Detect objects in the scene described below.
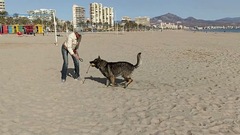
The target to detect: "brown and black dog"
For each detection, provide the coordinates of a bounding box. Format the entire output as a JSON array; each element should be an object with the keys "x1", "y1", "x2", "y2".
[{"x1": 89, "y1": 52, "x2": 141, "y2": 88}]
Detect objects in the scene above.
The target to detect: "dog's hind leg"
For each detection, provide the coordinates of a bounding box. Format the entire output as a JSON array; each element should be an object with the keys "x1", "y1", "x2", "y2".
[
  {"x1": 107, "y1": 64, "x2": 116, "y2": 87},
  {"x1": 124, "y1": 78, "x2": 133, "y2": 88}
]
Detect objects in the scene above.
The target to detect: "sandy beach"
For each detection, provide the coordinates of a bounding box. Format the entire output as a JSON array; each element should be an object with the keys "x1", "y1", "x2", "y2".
[{"x1": 1, "y1": 30, "x2": 240, "y2": 135}]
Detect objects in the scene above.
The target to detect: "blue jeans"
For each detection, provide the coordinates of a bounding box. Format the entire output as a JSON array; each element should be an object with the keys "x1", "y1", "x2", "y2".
[{"x1": 61, "y1": 45, "x2": 80, "y2": 80}]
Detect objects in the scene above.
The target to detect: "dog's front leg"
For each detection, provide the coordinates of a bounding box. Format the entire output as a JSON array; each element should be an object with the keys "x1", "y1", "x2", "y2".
[{"x1": 109, "y1": 76, "x2": 116, "y2": 87}]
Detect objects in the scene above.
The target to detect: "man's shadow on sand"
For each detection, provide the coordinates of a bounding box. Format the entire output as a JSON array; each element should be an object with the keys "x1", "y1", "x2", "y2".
[{"x1": 60, "y1": 68, "x2": 78, "y2": 78}]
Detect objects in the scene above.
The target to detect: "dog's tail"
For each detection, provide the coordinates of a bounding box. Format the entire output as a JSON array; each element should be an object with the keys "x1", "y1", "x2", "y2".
[{"x1": 134, "y1": 52, "x2": 142, "y2": 68}]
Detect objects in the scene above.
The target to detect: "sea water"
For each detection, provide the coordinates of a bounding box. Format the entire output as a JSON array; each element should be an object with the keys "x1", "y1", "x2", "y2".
[{"x1": 200, "y1": 28, "x2": 240, "y2": 33}]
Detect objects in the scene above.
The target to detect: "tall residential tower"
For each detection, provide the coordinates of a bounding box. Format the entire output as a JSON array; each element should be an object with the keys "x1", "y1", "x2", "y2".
[
  {"x1": 72, "y1": 4, "x2": 85, "y2": 29},
  {"x1": 0, "y1": 0, "x2": 5, "y2": 12},
  {"x1": 90, "y1": 2, "x2": 114, "y2": 27}
]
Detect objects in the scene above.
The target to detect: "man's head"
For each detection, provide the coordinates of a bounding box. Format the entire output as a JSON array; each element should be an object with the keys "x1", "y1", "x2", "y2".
[
  {"x1": 75, "y1": 32, "x2": 81, "y2": 39},
  {"x1": 74, "y1": 27, "x2": 83, "y2": 35},
  {"x1": 74, "y1": 27, "x2": 83, "y2": 41}
]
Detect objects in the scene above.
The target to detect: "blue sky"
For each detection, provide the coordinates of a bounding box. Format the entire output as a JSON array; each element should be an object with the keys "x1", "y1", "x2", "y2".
[{"x1": 5, "y1": 0, "x2": 240, "y2": 21}]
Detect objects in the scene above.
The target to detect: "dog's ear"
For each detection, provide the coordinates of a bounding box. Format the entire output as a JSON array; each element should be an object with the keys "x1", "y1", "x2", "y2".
[{"x1": 98, "y1": 56, "x2": 101, "y2": 59}]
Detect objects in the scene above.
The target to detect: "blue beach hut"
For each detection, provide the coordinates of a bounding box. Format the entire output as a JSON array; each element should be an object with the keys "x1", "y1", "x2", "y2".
[
  {"x1": 8, "y1": 25, "x2": 13, "y2": 34},
  {"x1": 0, "y1": 25, "x2": 2, "y2": 34}
]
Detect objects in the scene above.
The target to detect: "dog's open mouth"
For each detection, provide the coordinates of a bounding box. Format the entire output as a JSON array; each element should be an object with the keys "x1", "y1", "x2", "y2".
[{"x1": 90, "y1": 63, "x2": 96, "y2": 67}]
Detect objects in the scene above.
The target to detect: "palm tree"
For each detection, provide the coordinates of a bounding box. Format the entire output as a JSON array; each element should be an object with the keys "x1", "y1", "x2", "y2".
[
  {"x1": 122, "y1": 21, "x2": 138, "y2": 31},
  {"x1": 32, "y1": 18, "x2": 42, "y2": 24},
  {"x1": 0, "y1": 11, "x2": 8, "y2": 24},
  {"x1": 13, "y1": 13, "x2": 19, "y2": 18},
  {"x1": 65, "y1": 21, "x2": 72, "y2": 31},
  {"x1": 49, "y1": 16, "x2": 58, "y2": 31},
  {"x1": 6, "y1": 17, "x2": 14, "y2": 25},
  {"x1": 98, "y1": 22, "x2": 103, "y2": 30},
  {"x1": 15, "y1": 17, "x2": 30, "y2": 25},
  {"x1": 103, "y1": 22, "x2": 109, "y2": 31},
  {"x1": 138, "y1": 24, "x2": 143, "y2": 31},
  {"x1": 78, "y1": 21, "x2": 85, "y2": 31},
  {"x1": 0, "y1": 11, "x2": 8, "y2": 16},
  {"x1": 86, "y1": 20, "x2": 90, "y2": 28}
]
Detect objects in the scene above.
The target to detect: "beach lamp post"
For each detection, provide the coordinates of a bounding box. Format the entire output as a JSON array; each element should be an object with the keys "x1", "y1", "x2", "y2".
[
  {"x1": 53, "y1": 12, "x2": 58, "y2": 46},
  {"x1": 158, "y1": 20, "x2": 163, "y2": 31},
  {"x1": 114, "y1": 10, "x2": 118, "y2": 35},
  {"x1": 66, "y1": 23, "x2": 69, "y2": 33},
  {"x1": 121, "y1": 22, "x2": 126, "y2": 33}
]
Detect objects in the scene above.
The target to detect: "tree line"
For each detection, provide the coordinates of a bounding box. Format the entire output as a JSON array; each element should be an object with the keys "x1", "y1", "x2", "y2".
[
  {"x1": 0, "y1": 11, "x2": 73, "y2": 32},
  {"x1": 1, "y1": 11, "x2": 152, "y2": 32}
]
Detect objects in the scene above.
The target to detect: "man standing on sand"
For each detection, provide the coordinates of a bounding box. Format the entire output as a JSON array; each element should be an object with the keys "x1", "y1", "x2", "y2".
[{"x1": 61, "y1": 27, "x2": 83, "y2": 83}]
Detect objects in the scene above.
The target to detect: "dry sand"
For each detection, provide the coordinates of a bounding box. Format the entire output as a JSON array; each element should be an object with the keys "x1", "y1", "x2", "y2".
[{"x1": 0, "y1": 30, "x2": 240, "y2": 135}]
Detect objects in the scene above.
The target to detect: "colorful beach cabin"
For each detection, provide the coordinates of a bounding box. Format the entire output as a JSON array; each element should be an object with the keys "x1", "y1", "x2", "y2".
[
  {"x1": 18, "y1": 25, "x2": 24, "y2": 33},
  {"x1": 24, "y1": 25, "x2": 34, "y2": 34},
  {"x1": 8, "y1": 25, "x2": 14, "y2": 34},
  {"x1": 35, "y1": 24, "x2": 44, "y2": 34},
  {"x1": 0, "y1": 25, "x2": 2, "y2": 34},
  {"x1": 2, "y1": 25, "x2": 8, "y2": 34},
  {"x1": 13, "y1": 25, "x2": 19, "y2": 33}
]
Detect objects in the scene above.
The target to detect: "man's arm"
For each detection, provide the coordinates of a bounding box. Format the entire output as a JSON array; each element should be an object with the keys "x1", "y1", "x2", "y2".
[
  {"x1": 66, "y1": 33, "x2": 81, "y2": 60},
  {"x1": 74, "y1": 33, "x2": 82, "y2": 50}
]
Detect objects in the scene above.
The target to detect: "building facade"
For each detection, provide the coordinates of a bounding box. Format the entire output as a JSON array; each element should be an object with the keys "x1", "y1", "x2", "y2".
[
  {"x1": 90, "y1": 2, "x2": 114, "y2": 27},
  {"x1": 135, "y1": 16, "x2": 150, "y2": 26},
  {"x1": 27, "y1": 9, "x2": 56, "y2": 21},
  {"x1": 102, "y1": 7, "x2": 114, "y2": 27},
  {"x1": 72, "y1": 4, "x2": 85, "y2": 29},
  {"x1": 90, "y1": 2, "x2": 103, "y2": 26},
  {"x1": 0, "y1": 0, "x2": 5, "y2": 12},
  {"x1": 159, "y1": 21, "x2": 179, "y2": 29},
  {"x1": 122, "y1": 16, "x2": 132, "y2": 22}
]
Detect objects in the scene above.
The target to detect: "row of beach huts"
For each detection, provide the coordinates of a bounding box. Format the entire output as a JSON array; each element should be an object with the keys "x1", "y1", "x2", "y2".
[{"x1": 0, "y1": 24, "x2": 44, "y2": 34}]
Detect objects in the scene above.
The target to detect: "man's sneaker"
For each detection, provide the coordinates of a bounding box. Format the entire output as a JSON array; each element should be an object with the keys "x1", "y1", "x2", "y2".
[
  {"x1": 75, "y1": 76, "x2": 81, "y2": 80},
  {"x1": 61, "y1": 79, "x2": 66, "y2": 83}
]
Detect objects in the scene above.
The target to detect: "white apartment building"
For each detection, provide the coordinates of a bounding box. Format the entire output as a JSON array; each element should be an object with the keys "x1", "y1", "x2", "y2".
[
  {"x1": 103, "y1": 7, "x2": 114, "y2": 27},
  {"x1": 72, "y1": 4, "x2": 85, "y2": 29},
  {"x1": 122, "y1": 16, "x2": 132, "y2": 22},
  {"x1": 160, "y1": 22, "x2": 178, "y2": 29},
  {"x1": 0, "y1": 0, "x2": 5, "y2": 12},
  {"x1": 90, "y1": 3, "x2": 103, "y2": 25},
  {"x1": 135, "y1": 16, "x2": 150, "y2": 26},
  {"x1": 27, "y1": 9, "x2": 56, "y2": 21},
  {"x1": 90, "y1": 2, "x2": 114, "y2": 27}
]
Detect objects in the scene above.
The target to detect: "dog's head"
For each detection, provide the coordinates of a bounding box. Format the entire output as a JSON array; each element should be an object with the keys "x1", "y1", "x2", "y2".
[{"x1": 89, "y1": 56, "x2": 102, "y2": 69}]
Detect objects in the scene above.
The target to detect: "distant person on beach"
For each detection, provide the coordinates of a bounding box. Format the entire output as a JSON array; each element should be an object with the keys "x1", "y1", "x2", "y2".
[
  {"x1": 33, "y1": 28, "x2": 37, "y2": 36},
  {"x1": 61, "y1": 27, "x2": 83, "y2": 83}
]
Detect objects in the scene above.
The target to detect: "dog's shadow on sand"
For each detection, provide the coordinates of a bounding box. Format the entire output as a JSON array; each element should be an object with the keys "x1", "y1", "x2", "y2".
[{"x1": 84, "y1": 76, "x2": 125, "y2": 85}]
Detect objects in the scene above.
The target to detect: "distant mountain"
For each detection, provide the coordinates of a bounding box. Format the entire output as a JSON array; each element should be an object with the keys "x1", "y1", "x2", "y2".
[
  {"x1": 216, "y1": 17, "x2": 240, "y2": 23},
  {"x1": 215, "y1": 17, "x2": 240, "y2": 26},
  {"x1": 150, "y1": 13, "x2": 240, "y2": 27},
  {"x1": 151, "y1": 13, "x2": 182, "y2": 23}
]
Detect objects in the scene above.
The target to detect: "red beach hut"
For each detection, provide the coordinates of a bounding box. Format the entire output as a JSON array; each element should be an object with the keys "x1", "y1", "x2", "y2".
[
  {"x1": 2, "y1": 25, "x2": 8, "y2": 34},
  {"x1": 24, "y1": 25, "x2": 34, "y2": 34}
]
